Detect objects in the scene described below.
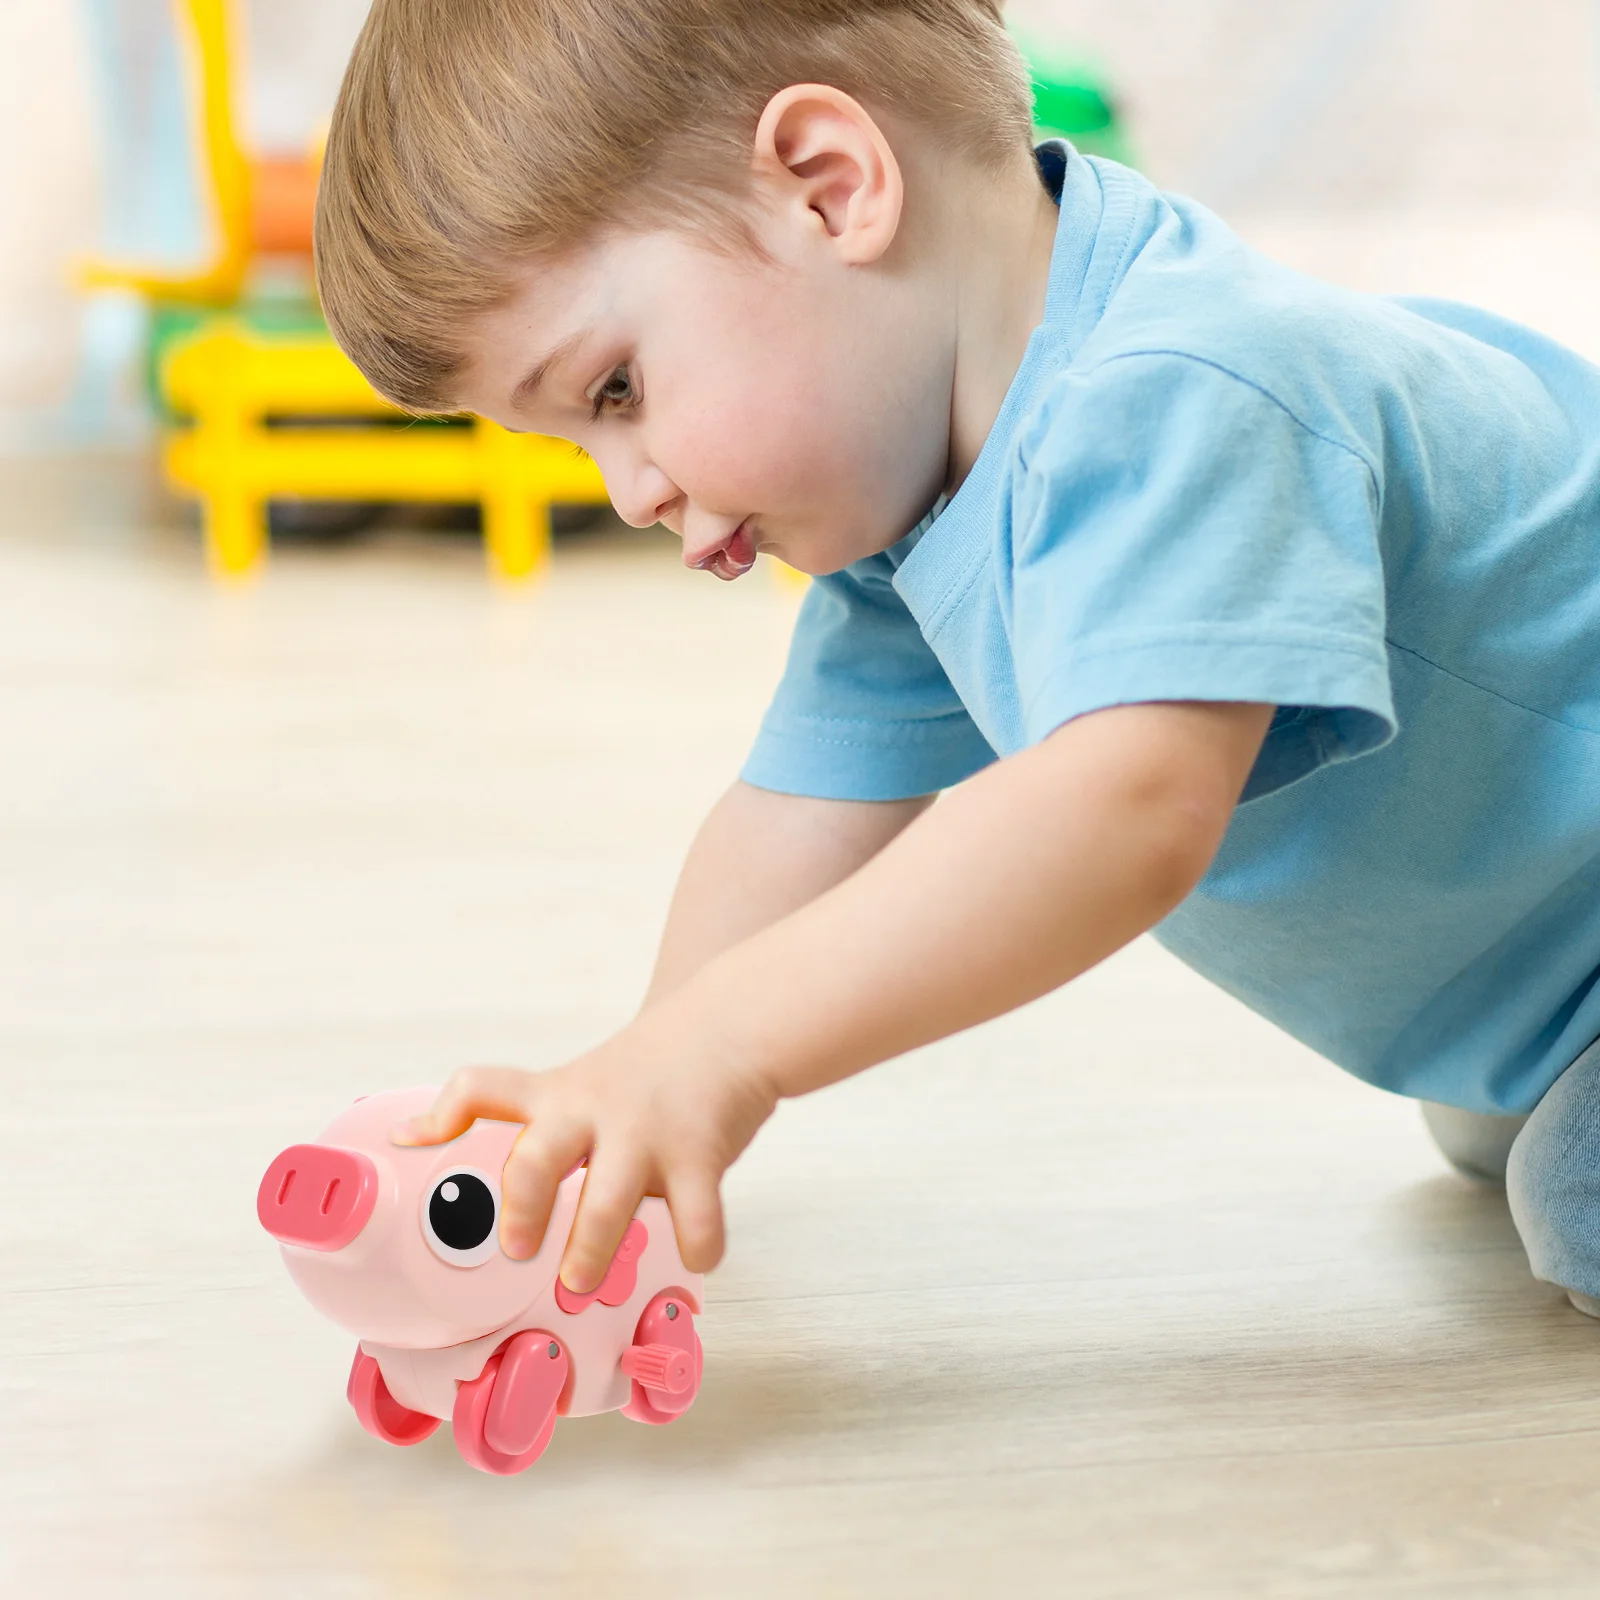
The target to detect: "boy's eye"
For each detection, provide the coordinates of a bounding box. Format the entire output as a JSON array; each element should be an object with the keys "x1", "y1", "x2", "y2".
[{"x1": 590, "y1": 366, "x2": 637, "y2": 419}]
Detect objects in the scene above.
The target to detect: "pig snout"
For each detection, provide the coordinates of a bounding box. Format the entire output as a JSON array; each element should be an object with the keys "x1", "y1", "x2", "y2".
[{"x1": 258, "y1": 1144, "x2": 379, "y2": 1251}]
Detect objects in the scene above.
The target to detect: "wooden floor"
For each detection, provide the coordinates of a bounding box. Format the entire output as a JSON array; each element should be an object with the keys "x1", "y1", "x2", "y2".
[{"x1": 5, "y1": 458, "x2": 1600, "y2": 1599}]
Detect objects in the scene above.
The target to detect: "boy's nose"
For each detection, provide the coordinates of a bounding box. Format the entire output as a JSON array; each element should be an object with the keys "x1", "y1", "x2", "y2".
[
  {"x1": 603, "y1": 458, "x2": 681, "y2": 531},
  {"x1": 621, "y1": 489, "x2": 682, "y2": 532}
]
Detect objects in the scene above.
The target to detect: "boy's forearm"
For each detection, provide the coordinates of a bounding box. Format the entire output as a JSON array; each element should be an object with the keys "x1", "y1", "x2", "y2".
[
  {"x1": 660, "y1": 702, "x2": 1273, "y2": 1099},
  {"x1": 642, "y1": 779, "x2": 935, "y2": 1005},
  {"x1": 399, "y1": 703, "x2": 1272, "y2": 1290}
]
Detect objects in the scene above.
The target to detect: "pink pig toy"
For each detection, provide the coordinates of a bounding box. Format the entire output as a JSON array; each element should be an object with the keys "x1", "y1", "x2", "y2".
[{"x1": 257, "y1": 1087, "x2": 705, "y2": 1475}]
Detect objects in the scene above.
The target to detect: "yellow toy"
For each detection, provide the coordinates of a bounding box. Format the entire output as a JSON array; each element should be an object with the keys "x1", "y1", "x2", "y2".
[
  {"x1": 162, "y1": 326, "x2": 603, "y2": 578},
  {"x1": 83, "y1": 0, "x2": 607, "y2": 580}
]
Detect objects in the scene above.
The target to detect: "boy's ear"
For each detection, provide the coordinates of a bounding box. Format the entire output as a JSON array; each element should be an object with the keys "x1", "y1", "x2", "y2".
[{"x1": 752, "y1": 85, "x2": 905, "y2": 265}]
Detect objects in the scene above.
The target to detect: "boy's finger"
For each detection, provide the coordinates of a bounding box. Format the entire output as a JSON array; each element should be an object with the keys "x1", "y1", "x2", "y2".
[
  {"x1": 559, "y1": 1156, "x2": 647, "y2": 1295},
  {"x1": 664, "y1": 1167, "x2": 726, "y2": 1274},
  {"x1": 391, "y1": 1066, "x2": 539, "y2": 1146},
  {"x1": 498, "y1": 1120, "x2": 590, "y2": 1261}
]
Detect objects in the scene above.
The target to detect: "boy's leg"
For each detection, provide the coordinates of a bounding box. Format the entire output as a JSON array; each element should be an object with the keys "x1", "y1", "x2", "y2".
[
  {"x1": 1506, "y1": 1038, "x2": 1600, "y2": 1315},
  {"x1": 1420, "y1": 1101, "x2": 1529, "y2": 1183}
]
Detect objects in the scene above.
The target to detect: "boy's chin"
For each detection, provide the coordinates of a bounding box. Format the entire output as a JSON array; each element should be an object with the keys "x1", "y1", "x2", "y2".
[
  {"x1": 763, "y1": 515, "x2": 915, "y2": 578},
  {"x1": 806, "y1": 541, "x2": 909, "y2": 578}
]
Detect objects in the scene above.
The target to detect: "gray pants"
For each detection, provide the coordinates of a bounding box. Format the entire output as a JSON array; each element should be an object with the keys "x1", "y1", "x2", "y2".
[{"x1": 1424, "y1": 1037, "x2": 1600, "y2": 1313}]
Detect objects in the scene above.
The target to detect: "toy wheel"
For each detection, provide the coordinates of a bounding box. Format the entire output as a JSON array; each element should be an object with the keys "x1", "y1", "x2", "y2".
[
  {"x1": 452, "y1": 1330, "x2": 569, "y2": 1476},
  {"x1": 346, "y1": 1348, "x2": 441, "y2": 1447},
  {"x1": 620, "y1": 1289, "x2": 703, "y2": 1426}
]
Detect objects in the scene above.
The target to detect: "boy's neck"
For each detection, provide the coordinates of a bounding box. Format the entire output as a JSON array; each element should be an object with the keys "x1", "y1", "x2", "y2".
[{"x1": 940, "y1": 151, "x2": 1061, "y2": 491}]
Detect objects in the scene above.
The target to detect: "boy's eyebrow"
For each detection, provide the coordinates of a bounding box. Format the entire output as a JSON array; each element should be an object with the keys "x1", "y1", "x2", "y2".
[{"x1": 511, "y1": 330, "x2": 588, "y2": 409}]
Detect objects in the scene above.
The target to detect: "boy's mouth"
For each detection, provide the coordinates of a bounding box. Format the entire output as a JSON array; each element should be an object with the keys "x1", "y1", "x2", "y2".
[{"x1": 687, "y1": 520, "x2": 758, "y2": 582}]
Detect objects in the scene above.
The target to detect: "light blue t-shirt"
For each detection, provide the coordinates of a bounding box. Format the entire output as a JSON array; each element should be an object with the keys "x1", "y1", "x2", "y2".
[{"x1": 741, "y1": 145, "x2": 1600, "y2": 1116}]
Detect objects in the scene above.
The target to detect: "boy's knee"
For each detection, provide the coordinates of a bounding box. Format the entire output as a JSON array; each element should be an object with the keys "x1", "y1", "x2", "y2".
[{"x1": 1506, "y1": 1040, "x2": 1600, "y2": 1299}]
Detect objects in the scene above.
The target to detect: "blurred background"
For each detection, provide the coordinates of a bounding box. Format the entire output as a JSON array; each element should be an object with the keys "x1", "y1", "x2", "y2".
[
  {"x1": 7, "y1": 0, "x2": 1600, "y2": 482},
  {"x1": 3, "y1": 0, "x2": 370, "y2": 446},
  {"x1": 10, "y1": 5, "x2": 1600, "y2": 1596}
]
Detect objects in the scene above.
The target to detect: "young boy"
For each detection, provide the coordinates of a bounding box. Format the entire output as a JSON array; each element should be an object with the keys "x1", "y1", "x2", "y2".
[{"x1": 316, "y1": 0, "x2": 1600, "y2": 1318}]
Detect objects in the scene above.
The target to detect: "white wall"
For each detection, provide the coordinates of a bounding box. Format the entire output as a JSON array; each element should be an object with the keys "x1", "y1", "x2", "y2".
[
  {"x1": 245, "y1": 0, "x2": 370, "y2": 151},
  {"x1": 1017, "y1": 0, "x2": 1600, "y2": 356},
  {"x1": 0, "y1": 5, "x2": 99, "y2": 420},
  {"x1": 1013, "y1": 0, "x2": 1600, "y2": 213}
]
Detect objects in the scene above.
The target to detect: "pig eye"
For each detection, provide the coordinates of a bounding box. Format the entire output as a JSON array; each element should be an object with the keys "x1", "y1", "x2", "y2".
[{"x1": 421, "y1": 1167, "x2": 500, "y2": 1267}]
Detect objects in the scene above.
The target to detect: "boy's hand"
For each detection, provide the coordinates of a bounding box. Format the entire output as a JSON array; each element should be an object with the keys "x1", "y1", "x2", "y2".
[
  {"x1": 389, "y1": 783, "x2": 925, "y2": 1297},
  {"x1": 392, "y1": 1018, "x2": 777, "y2": 1293},
  {"x1": 390, "y1": 703, "x2": 1270, "y2": 1298}
]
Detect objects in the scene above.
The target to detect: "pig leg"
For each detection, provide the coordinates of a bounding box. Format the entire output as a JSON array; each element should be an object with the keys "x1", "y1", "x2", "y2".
[
  {"x1": 620, "y1": 1290, "x2": 703, "y2": 1426},
  {"x1": 346, "y1": 1348, "x2": 441, "y2": 1447},
  {"x1": 452, "y1": 1331, "x2": 570, "y2": 1475}
]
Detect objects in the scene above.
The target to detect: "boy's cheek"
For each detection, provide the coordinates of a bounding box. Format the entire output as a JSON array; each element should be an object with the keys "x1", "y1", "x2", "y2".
[{"x1": 656, "y1": 368, "x2": 930, "y2": 563}]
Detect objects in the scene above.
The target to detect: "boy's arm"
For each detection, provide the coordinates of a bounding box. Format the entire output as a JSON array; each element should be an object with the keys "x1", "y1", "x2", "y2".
[
  {"x1": 642, "y1": 782, "x2": 935, "y2": 1006},
  {"x1": 398, "y1": 700, "x2": 1274, "y2": 1289}
]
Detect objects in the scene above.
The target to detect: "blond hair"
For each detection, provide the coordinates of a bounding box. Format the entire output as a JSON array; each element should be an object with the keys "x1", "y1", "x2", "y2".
[{"x1": 315, "y1": 0, "x2": 1033, "y2": 412}]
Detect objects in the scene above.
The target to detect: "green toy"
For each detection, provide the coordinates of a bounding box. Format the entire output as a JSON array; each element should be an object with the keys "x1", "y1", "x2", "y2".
[{"x1": 1014, "y1": 30, "x2": 1135, "y2": 167}]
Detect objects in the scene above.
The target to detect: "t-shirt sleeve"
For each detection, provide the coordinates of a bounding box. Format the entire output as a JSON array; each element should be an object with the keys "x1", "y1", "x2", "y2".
[
  {"x1": 1010, "y1": 352, "x2": 1396, "y2": 799},
  {"x1": 741, "y1": 554, "x2": 998, "y2": 801}
]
